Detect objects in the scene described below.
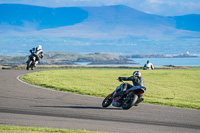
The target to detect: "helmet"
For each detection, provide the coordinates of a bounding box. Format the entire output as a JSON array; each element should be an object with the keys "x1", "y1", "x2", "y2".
[
  {"x1": 133, "y1": 71, "x2": 141, "y2": 77},
  {"x1": 37, "y1": 45, "x2": 42, "y2": 50}
]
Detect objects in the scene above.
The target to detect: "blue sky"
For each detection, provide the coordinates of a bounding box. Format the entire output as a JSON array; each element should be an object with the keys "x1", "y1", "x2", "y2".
[{"x1": 0, "y1": 0, "x2": 200, "y2": 16}]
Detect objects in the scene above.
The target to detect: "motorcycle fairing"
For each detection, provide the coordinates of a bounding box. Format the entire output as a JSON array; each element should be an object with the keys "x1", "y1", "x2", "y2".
[{"x1": 115, "y1": 84, "x2": 123, "y2": 91}]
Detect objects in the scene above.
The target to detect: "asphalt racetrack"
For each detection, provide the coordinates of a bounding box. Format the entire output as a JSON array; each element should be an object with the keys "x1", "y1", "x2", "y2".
[{"x1": 0, "y1": 70, "x2": 200, "y2": 133}]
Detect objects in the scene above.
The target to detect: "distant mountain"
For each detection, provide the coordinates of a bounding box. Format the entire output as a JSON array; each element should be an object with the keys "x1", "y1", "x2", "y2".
[
  {"x1": 77, "y1": 5, "x2": 200, "y2": 38},
  {"x1": 173, "y1": 14, "x2": 200, "y2": 32},
  {"x1": 1, "y1": 4, "x2": 200, "y2": 36},
  {"x1": 0, "y1": 4, "x2": 88, "y2": 30},
  {"x1": 0, "y1": 4, "x2": 200, "y2": 55}
]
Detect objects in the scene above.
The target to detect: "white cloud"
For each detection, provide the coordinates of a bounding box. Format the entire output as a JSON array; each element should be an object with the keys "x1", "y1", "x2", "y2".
[{"x1": 131, "y1": 0, "x2": 200, "y2": 16}]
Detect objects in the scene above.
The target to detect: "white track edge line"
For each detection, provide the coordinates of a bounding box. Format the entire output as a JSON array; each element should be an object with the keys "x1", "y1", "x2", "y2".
[{"x1": 16, "y1": 74, "x2": 101, "y2": 99}]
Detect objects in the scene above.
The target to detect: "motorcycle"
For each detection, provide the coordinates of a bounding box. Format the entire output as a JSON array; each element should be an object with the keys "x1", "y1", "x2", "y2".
[
  {"x1": 26, "y1": 54, "x2": 37, "y2": 70},
  {"x1": 102, "y1": 81, "x2": 146, "y2": 110}
]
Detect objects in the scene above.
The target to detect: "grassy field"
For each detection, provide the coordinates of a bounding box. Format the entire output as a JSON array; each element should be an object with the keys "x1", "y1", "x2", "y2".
[
  {"x1": 21, "y1": 68, "x2": 200, "y2": 109},
  {"x1": 0, "y1": 125, "x2": 107, "y2": 133}
]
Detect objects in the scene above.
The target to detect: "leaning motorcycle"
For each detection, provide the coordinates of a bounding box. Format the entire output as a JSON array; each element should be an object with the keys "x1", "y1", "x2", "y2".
[
  {"x1": 102, "y1": 81, "x2": 146, "y2": 110},
  {"x1": 26, "y1": 54, "x2": 37, "y2": 70}
]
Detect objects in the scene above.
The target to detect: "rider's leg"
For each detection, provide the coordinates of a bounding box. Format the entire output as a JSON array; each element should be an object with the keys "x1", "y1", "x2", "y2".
[
  {"x1": 119, "y1": 83, "x2": 133, "y2": 99},
  {"x1": 135, "y1": 94, "x2": 144, "y2": 106},
  {"x1": 34, "y1": 56, "x2": 40, "y2": 67},
  {"x1": 122, "y1": 83, "x2": 133, "y2": 91},
  {"x1": 35, "y1": 61, "x2": 38, "y2": 67}
]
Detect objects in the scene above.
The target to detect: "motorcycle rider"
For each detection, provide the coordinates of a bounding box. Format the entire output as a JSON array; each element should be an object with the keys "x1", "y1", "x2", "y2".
[
  {"x1": 118, "y1": 71, "x2": 145, "y2": 106},
  {"x1": 27, "y1": 45, "x2": 44, "y2": 66}
]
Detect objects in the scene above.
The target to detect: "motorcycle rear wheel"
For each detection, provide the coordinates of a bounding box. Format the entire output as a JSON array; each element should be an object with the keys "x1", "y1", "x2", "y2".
[
  {"x1": 102, "y1": 96, "x2": 113, "y2": 108},
  {"x1": 122, "y1": 94, "x2": 138, "y2": 110}
]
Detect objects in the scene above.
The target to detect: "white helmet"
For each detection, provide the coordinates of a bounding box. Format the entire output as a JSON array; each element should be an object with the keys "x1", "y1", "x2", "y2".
[
  {"x1": 37, "y1": 45, "x2": 42, "y2": 50},
  {"x1": 133, "y1": 71, "x2": 141, "y2": 77}
]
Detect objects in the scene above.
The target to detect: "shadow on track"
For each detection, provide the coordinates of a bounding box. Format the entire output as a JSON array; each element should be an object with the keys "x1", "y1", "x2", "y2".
[{"x1": 33, "y1": 105, "x2": 122, "y2": 110}]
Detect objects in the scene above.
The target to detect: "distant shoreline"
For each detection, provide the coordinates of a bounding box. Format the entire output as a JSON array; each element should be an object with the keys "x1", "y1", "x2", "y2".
[
  {"x1": 0, "y1": 52, "x2": 199, "y2": 66},
  {"x1": 1, "y1": 65, "x2": 200, "y2": 70}
]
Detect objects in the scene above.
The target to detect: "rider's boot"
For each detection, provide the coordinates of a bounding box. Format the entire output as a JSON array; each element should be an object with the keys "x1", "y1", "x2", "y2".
[
  {"x1": 34, "y1": 61, "x2": 38, "y2": 67},
  {"x1": 135, "y1": 94, "x2": 144, "y2": 106},
  {"x1": 135, "y1": 98, "x2": 144, "y2": 106}
]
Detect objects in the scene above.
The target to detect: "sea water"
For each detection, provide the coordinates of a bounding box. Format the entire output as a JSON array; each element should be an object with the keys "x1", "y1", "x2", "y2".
[
  {"x1": 131, "y1": 57, "x2": 200, "y2": 66},
  {"x1": 75, "y1": 57, "x2": 200, "y2": 66}
]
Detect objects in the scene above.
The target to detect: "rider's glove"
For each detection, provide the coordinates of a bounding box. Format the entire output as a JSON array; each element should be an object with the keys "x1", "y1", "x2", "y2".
[{"x1": 118, "y1": 77, "x2": 122, "y2": 81}]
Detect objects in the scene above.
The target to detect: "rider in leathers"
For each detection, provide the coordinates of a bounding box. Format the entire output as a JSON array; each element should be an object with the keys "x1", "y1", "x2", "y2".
[
  {"x1": 118, "y1": 71, "x2": 144, "y2": 105},
  {"x1": 27, "y1": 45, "x2": 43, "y2": 66}
]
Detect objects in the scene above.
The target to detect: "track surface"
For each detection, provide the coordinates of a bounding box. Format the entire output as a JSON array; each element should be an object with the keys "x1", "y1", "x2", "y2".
[{"x1": 0, "y1": 70, "x2": 199, "y2": 133}]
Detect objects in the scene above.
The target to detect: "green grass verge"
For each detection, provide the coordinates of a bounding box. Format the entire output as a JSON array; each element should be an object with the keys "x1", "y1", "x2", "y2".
[
  {"x1": 0, "y1": 125, "x2": 107, "y2": 133},
  {"x1": 21, "y1": 68, "x2": 200, "y2": 109}
]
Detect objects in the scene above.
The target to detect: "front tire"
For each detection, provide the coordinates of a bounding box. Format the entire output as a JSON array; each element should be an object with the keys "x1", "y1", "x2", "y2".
[
  {"x1": 122, "y1": 94, "x2": 138, "y2": 110},
  {"x1": 31, "y1": 63, "x2": 34, "y2": 70},
  {"x1": 26, "y1": 61, "x2": 32, "y2": 70},
  {"x1": 102, "y1": 95, "x2": 113, "y2": 108}
]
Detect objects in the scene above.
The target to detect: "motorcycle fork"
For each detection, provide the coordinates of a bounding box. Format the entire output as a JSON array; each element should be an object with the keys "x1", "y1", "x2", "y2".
[{"x1": 106, "y1": 91, "x2": 114, "y2": 99}]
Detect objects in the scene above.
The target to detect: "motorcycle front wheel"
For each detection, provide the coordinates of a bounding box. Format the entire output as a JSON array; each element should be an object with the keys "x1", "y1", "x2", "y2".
[
  {"x1": 31, "y1": 62, "x2": 34, "y2": 70},
  {"x1": 122, "y1": 94, "x2": 138, "y2": 110},
  {"x1": 26, "y1": 61, "x2": 32, "y2": 70},
  {"x1": 102, "y1": 95, "x2": 113, "y2": 108}
]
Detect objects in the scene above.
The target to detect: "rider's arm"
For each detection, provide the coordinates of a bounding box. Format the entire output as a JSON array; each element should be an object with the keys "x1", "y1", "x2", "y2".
[
  {"x1": 118, "y1": 76, "x2": 135, "y2": 81},
  {"x1": 151, "y1": 63, "x2": 154, "y2": 69},
  {"x1": 40, "y1": 51, "x2": 44, "y2": 58}
]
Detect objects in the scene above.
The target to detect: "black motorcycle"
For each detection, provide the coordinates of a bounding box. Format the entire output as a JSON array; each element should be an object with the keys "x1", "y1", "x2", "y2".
[{"x1": 102, "y1": 81, "x2": 146, "y2": 110}]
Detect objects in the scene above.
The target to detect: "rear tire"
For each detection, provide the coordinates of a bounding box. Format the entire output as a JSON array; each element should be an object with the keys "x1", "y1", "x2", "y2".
[
  {"x1": 102, "y1": 96, "x2": 113, "y2": 108},
  {"x1": 122, "y1": 94, "x2": 138, "y2": 110}
]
